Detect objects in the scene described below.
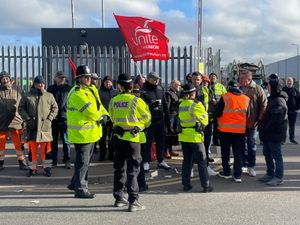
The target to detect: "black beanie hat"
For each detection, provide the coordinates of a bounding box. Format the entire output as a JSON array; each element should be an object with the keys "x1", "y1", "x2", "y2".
[
  {"x1": 268, "y1": 73, "x2": 281, "y2": 96},
  {"x1": 33, "y1": 75, "x2": 45, "y2": 84},
  {"x1": 103, "y1": 75, "x2": 112, "y2": 83}
]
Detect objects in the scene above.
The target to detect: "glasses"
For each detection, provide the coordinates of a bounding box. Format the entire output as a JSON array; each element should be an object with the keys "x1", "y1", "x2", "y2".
[{"x1": 57, "y1": 76, "x2": 66, "y2": 79}]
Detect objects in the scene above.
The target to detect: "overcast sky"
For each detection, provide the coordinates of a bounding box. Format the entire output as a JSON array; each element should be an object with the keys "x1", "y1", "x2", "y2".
[{"x1": 0, "y1": 0, "x2": 299, "y2": 66}]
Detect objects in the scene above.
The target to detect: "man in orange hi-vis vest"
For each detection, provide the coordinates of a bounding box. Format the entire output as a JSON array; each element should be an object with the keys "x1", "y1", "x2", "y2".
[{"x1": 214, "y1": 80, "x2": 249, "y2": 183}]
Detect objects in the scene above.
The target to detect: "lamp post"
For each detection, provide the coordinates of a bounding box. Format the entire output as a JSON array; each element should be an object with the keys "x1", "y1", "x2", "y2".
[
  {"x1": 101, "y1": 0, "x2": 105, "y2": 28},
  {"x1": 71, "y1": 0, "x2": 75, "y2": 28},
  {"x1": 291, "y1": 43, "x2": 299, "y2": 81},
  {"x1": 197, "y1": 0, "x2": 203, "y2": 70}
]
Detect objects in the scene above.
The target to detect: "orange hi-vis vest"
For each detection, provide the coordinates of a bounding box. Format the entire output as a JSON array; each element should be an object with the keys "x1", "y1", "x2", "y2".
[{"x1": 218, "y1": 92, "x2": 249, "y2": 134}]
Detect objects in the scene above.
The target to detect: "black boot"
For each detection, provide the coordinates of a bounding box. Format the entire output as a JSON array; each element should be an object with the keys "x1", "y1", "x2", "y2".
[
  {"x1": 18, "y1": 160, "x2": 28, "y2": 170},
  {"x1": 0, "y1": 160, "x2": 4, "y2": 171},
  {"x1": 27, "y1": 169, "x2": 38, "y2": 177},
  {"x1": 43, "y1": 167, "x2": 52, "y2": 177}
]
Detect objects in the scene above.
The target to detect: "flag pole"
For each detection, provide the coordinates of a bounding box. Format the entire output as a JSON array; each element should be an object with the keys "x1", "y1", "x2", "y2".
[{"x1": 134, "y1": 61, "x2": 143, "y2": 77}]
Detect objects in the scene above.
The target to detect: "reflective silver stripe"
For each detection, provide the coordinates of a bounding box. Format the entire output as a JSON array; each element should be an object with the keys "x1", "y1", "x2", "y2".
[
  {"x1": 199, "y1": 112, "x2": 208, "y2": 121},
  {"x1": 223, "y1": 94, "x2": 247, "y2": 113},
  {"x1": 115, "y1": 118, "x2": 128, "y2": 122},
  {"x1": 179, "y1": 106, "x2": 190, "y2": 112},
  {"x1": 42, "y1": 160, "x2": 52, "y2": 168},
  {"x1": 67, "y1": 107, "x2": 77, "y2": 111},
  {"x1": 79, "y1": 102, "x2": 92, "y2": 113},
  {"x1": 218, "y1": 123, "x2": 246, "y2": 128},
  {"x1": 129, "y1": 97, "x2": 139, "y2": 121},
  {"x1": 136, "y1": 114, "x2": 149, "y2": 121},
  {"x1": 68, "y1": 125, "x2": 95, "y2": 130}
]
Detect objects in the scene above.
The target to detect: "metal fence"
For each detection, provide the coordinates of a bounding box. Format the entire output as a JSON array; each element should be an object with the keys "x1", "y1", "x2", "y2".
[{"x1": 0, "y1": 45, "x2": 221, "y2": 91}]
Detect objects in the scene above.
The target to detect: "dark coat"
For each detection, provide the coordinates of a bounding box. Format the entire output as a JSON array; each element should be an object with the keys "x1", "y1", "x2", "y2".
[
  {"x1": 282, "y1": 86, "x2": 300, "y2": 111},
  {"x1": 165, "y1": 88, "x2": 179, "y2": 118},
  {"x1": 99, "y1": 85, "x2": 118, "y2": 111},
  {"x1": 141, "y1": 81, "x2": 169, "y2": 123},
  {"x1": 259, "y1": 91, "x2": 288, "y2": 143},
  {"x1": 47, "y1": 83, "x2": 71, "y2": 121}
]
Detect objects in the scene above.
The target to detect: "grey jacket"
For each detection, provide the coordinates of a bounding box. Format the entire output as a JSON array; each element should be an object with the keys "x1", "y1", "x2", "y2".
[{"x1": 18, "y1": 87, "x2": 58, "y2": 142}]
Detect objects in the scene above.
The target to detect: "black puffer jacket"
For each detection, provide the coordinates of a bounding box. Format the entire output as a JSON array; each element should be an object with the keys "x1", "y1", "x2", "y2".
[{"x1": 259, "y1": 91, "x2": 288, "y2": 142}]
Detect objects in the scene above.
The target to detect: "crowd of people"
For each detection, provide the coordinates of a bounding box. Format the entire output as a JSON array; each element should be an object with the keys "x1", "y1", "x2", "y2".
[{"x1": 0, "y1": 65, "x2": 299, "y2": 212}]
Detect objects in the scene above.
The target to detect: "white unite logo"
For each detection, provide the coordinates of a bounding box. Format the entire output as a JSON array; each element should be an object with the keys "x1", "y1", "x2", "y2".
[{"x1": 132, "y1": 20, "x2": 159, "y2": 47}]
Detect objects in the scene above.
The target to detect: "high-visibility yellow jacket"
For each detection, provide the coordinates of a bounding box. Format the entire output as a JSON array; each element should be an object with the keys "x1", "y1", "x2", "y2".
[
  {"x1": 218, "y1": 92, "x2": 249, "y2": 134},
  {"x1": 109, "y1": 93, "x2": 151, "y2": 143},
  {"x1": 67, "y1": 84, "x2": 108, "y2": 144},
  {"x1": 212, "y1": 82, "x2": 227, "y2": 100},
  {"x1": 178, "y1": 99, "x2": 208, "y2": 143}
]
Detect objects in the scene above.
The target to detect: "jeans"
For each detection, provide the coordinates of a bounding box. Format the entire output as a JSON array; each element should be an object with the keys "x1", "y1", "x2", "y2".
[
  {"x1": 144, "y1": 119, "x2": 165, "y2": 163},
  {"x1": 181, "y1": 142, "x2": 209, "y2": 188},
  {"x1": 219, "y1": 132, "x2": 245, "y2": 179},
  {"x1": 262, "y1": 141, "x2": 284, "y2": 179},
  {"x1": 113, "y1": 138, "x2": 141, "y2": 203},
  {"x1": 288, "y1": 111, "x2": 297, "y2": 141},
  {"x1": 243, "y1": 128, "x2": 257, "y2": 168},
  {"x1": 51, "y1": 120, "x2": 71, "y2": 164},
  {"x1": 204, "y1": 120, "x2": 213, "y2": 165}
]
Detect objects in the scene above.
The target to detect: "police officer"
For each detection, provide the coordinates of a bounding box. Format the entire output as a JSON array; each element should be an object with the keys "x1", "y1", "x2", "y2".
[
  {"x1": 67, "y1": 65, "x2": 108, "y2": 198},
  {"x1": 178, "y1": 83, "x2": 213, "y2": 193},
  {"x1": 109, "y1": 73, "x2": 151, "y2": 212}
]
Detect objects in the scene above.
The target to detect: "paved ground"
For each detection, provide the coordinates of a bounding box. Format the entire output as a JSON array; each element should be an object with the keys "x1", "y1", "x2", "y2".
[{"x1": 0, "y1": 119, "x2": 299, "y2": 225}]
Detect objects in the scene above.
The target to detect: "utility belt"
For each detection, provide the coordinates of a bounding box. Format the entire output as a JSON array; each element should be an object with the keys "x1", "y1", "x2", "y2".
[
  {"x1": 112, "y1": 126, "x2": 142, "y2": 138},
  {"x1": 180, "y1": 122, "x2": 205, "y2": 133}
]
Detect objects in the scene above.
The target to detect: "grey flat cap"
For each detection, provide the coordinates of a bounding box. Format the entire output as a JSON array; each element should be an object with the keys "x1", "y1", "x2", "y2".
[{"x1": 147, "y1": 72, "x2": 160, "y2": 79}]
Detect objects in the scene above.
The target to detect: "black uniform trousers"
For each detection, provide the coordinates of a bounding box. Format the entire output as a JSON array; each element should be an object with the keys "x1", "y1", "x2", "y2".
[
  {"x1": 113, "y1": 138, "x2": 141, "y2": 203},
  {"x1": 144, "y1": 119, "x2": 165, "y2": 163},
  {"x1": 219, "y1": 132, "x2": 245, "y2": 179},
  {"x1": 98, "y1": 120, "x2": 114, "y2": 160},
  {"x1": 70, "y1": 142, "x2": 95, "y2": 193},
  {"x1": 181, "y1": 142, "x2": 209, "y2": 188},
  {"x1": 137, "y1": 143, "x2": 147, "y2": 188}
]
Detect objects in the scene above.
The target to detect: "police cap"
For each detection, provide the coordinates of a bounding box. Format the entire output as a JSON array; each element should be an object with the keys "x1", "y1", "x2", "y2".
[
  {"x1": 117, "y1": 73, "x2": 132, "y2": 84},
  {"x1": 182, "y1": 83, "x2": 196, "y2": 94},
  {"x1": 76, "y1": 65, "x2": 92, "y2": 79}
]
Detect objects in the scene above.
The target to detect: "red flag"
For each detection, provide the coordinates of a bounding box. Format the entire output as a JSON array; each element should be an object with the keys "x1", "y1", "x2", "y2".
[
  {"x1": 68, "y1": 56, "x2": 77, "y2": 77},
  {"x1": 114, "y1": 14, "x2": 170, "y2": 62}
]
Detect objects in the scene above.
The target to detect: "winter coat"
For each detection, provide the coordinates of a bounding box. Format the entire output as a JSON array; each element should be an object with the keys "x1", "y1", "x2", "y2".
[
  {"x1": 165, "y1": 88, "x2": 179, "y2": 118},
  {"x1": 259, "y1": 91, "x2": 288, "y2": 143},
  {"x1": 99, "y1": 85, "x2": 118, "y2": 111},
  {"x1": 0, "y1": 84, "x2": 23, "y2": 131},
  {"x1": 18, "y1": 87, "x2": 58, "y2": 142},
  {"x1": 141, "y1": 81, "x2": 170, "y2": 123},
  {"x1": 282, "y1": 86, "x2": 300, "y2": 111},
  {"x1": 47, "y1": 83, "x2": 71, "y2": 121},
  {"x1": 240, "y1": 80, "x2": 267, "y2": 128}
]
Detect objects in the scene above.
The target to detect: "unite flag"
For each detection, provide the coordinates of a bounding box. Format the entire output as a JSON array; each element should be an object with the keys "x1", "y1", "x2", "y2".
[{"x1": 114, "y1": 14, "x2": 170, "y2": 62}]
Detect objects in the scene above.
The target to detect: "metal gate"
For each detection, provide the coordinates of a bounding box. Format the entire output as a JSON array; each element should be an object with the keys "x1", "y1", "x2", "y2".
[{"x1": 0, "y1": 45, "x2": 220, "y2": 91}]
